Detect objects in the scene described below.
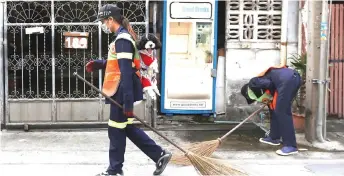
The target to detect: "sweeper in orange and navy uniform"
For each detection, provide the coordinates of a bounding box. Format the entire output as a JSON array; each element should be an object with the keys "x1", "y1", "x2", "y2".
[
  {"x1": 86, "y1": 4, "x2": 172, "y2": 176},
  {"x1": 241, "y1": 65, "x2": 301, "y2": 156}
]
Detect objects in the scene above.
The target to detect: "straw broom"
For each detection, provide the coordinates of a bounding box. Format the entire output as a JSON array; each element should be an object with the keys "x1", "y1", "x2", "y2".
[
  {"x1": 74, "y1": 72, "x2": 248, "y2": 176},
  {"x1": 171, "y1": 105, "x2": 266, "y2": 166}
]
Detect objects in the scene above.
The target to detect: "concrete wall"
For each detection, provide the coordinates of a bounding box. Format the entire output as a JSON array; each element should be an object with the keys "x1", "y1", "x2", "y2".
[{"x1": 223, "y1": 1, "x2": 300, "y2": 121}]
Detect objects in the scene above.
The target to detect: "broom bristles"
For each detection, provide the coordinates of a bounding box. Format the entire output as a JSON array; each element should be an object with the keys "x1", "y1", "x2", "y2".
[
  {"x1": 171, "y1": 139, "x2": 221, "y2": 166},
  {"x1": 186, "y1": 152, "x2": 247, "y2": 176}
]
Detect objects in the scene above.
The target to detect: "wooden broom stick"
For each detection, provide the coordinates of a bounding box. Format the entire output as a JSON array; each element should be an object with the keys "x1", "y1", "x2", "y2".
[
  {"x1": 218, "y1": 104, "x2": 267, "y2": 142},
  {"x1": 73, "y1": 72, "x2": 187, "y2": 153}
]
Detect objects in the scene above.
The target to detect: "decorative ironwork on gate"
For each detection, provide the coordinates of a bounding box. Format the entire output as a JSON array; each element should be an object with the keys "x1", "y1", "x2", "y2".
[
  {"x1": 226, "y1": 0, "x2": 282, "y2": 41},
  {"x1": 5, "y1": 0, "x2": 148, "y2": 100}
]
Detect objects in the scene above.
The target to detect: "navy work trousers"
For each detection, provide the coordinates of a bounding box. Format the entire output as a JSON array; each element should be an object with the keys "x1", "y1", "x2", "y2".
[
  {"x1": 269, "y1": 70, "x2": 301, "y2": 148},
  {"x1": 107, "y1": 104, "x2": 163, "y2": 174}
]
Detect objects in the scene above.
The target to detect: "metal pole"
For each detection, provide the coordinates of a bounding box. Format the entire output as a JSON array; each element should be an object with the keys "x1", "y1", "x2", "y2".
[
  {"x1": 144, "y1": 0, "x2": 155, "y2": 125},
  {"x1": 145, "y1": 0, "x2": 149, "y2": 36},
  {"x1": 280, "y1": 0, "x2": 289, "y2": 66},
  {"x1": 36, "y1": 35, "x2": 39, "y2": 97},
  {"x1": 51, "y1": 0, "x2": 56, "y2": 122},
  {"x1": 0, "y1": 0, "x2": 4, "y2": 130},
  {"x1": 20, "y1": 26, "x2": 23, "y2": 97},
  {"x1": 297, "y1": 0, "x2": 303, "y2": 56},
  {"x1": 324, "y1": 0, "x2": 333, "y2": 140},
  {"x1": 151, "y1": 1, "x2": 158, "y2": 128},
  {"x1": 3, "y1": 0, "x2": 8, "y2": 128},
  {"x1": 153, "y1": 1, "x2": 157, "y2": 35},
  {"x1": 305, "y1": 0, "x2": 321, "y2": 143},
  {"x1": 317, "y1": 0, "x2": 329, "y2": 142},
  {"x1": 98, "y1": 0, "x2": 103, "y2": 121}
]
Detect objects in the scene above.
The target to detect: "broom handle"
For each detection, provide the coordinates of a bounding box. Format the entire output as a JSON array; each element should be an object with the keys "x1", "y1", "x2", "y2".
[
  {"x1": 73, "y1": 72, "x2": 188, "y2": 154},
  {"x1": 219, "y1": 105, "x2": 266, "y2": 141}
]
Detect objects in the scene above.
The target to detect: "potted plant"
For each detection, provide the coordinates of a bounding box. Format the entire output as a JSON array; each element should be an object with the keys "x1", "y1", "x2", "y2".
[{"x1": 289, "y1": 53, "x2": 307, "y2": 131}]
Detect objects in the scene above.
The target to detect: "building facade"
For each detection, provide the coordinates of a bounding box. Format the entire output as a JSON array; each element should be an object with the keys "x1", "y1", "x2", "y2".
[{"x1": 1, "y1": 0, "x2": 342, "y2": 129}]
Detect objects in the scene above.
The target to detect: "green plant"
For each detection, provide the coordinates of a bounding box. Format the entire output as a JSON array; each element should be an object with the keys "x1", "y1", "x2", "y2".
[
  {"x1": 289, "y1": 53, "x2": 307, "y2": 115},
  {"x1": 290, "y1": 53, "x2": 307, "y2": 73}
]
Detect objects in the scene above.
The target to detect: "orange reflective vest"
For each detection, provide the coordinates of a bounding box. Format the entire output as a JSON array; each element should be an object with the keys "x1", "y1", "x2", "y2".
[
  {"x1": 102, "y1": 33, "x2": 141, "y2": 97},
  {"x1": 257, "y1": 65, "x2": 287, "y2": 110}
]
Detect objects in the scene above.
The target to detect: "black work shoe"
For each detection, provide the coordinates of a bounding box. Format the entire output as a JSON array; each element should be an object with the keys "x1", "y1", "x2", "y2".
[
  {"x1": 96, "y1": 171, "x2": 124, "y2": 176},
  {"x1": 153, "y1": 150, "x2": 172, "y2": 175}
]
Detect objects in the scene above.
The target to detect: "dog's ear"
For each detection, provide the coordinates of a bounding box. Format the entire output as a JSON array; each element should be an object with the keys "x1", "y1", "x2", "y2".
[
  {"x1": 136, "y1": 35, "x2": 148, "y2": 50},
  {"x1": 147, "y1": 33, "x2": 162, "y2": 49}
]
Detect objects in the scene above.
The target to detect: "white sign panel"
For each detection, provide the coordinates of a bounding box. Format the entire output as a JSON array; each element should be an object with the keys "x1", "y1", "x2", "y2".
[
  {"x1": 63, "y1": 32, "x2": 89, "y2": 49},
  {"x1": 25, "y1": 27, "x2": 44, "y2": 34},
  {"x1": 170, "y1": 2, "x2": 212, "y2": 19},
  {"x1": 65, "y1": 37, "x2": 88, "y2": 49}
]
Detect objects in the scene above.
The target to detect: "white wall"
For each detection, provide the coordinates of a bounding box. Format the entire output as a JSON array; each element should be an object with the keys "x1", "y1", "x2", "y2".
[{"x1": 222, "y1": 1, "x2": 300, "y2": 120}]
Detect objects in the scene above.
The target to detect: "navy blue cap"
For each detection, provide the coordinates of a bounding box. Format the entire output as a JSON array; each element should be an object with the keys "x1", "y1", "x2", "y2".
[{"x1": 95, "y1": 4, "x2": 122, "y2": 22}]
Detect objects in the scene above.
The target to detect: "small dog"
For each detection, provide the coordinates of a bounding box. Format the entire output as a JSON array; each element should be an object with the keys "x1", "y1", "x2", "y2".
[
  {"x1": 136, "y1": 34, "x2": 161, "y2": 100},
  {"x1": 137, "y1": 33, "x2": 162, "y2": 52}
]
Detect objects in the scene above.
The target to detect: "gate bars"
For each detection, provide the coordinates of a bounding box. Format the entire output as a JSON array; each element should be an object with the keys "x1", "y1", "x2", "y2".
[
  {"x1": 0, "y1": 0, "x2": 151, "y2": 126},
  {"x1": 329, "y1": 3, "x2": 344, "y2": 118}
]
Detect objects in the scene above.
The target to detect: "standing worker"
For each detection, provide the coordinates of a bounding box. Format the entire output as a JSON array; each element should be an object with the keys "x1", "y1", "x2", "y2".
[
  {"x1": 240, "y1": 65, "x2": 301, "y2": 156},
  {"x1": 86, "y1": 4, "x2": 172, "y2": 176}
]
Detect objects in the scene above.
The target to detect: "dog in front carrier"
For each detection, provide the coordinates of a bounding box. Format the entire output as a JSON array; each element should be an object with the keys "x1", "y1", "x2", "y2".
[{"x1": 136, "y1": 33, "x2": 162, "y2": 100}]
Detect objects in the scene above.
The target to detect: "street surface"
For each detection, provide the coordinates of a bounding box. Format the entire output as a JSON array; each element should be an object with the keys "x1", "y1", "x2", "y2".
[{"x1": 1, "y1": 130, "x2": 344, "y2": 176}]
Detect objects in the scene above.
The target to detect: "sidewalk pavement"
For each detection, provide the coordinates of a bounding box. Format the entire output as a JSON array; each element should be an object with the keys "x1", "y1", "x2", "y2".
[
  {"x1": 1, "y1": 130, "x2": 344, "y2": 176},
  {"x1": 294, "y1": 119, "x2": 344, "y2": 152}
]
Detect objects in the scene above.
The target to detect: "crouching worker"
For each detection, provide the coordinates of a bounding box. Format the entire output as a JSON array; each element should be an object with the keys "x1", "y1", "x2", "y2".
[
  {"x1": 240, "y1": 65, "x2": 301, "y2": 156},
  {"x1": 86, "y1": 4, "x2": 172, "y2": 176}
]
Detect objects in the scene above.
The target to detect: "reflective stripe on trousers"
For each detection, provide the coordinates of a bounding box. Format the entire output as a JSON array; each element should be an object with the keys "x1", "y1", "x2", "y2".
[{"x1": 108, "y1": 118, "x2": 135, "y2": 129}]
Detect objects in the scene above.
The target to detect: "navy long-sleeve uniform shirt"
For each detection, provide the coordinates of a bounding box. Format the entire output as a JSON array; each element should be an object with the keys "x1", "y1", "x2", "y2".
[
  {"x1": 248, "y1": 67, "x2": 299, "y2": 117},
  {"x1": 248, "y1": 67, "x2": 296, "y2": 97},
  {"x1": 94, "y1": 27, "x2": 143, "y2": 116}
]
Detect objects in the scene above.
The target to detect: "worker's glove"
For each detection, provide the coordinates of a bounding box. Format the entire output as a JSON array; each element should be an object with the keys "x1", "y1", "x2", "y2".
[
  {"x1": 86, "y1": 61, "x2": 94, "y2": 73},
  {"x1": 124, "y1": 110, "x2": 134, "y2": 118},
  {"x1": 123, "y1": 105, "x2": 134, "y2": 118},
  {"x1": 122, "y1": 93, "x2": 134, "y2": 118},
  {"x1": 86, "y1": 60, "x2": 105, "y2": 73},
  {"x1": 262, "y1": 98, "x2": 271, "y2": 105}
]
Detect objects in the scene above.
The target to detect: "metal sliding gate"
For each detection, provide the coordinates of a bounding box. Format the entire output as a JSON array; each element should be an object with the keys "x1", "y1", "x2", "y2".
[
  {"x1": 0, "y1": 0, "x2": 150, "y2": 128},
  {"x1": 328, "y1": 3, "x2": 344, "y2": 118}
]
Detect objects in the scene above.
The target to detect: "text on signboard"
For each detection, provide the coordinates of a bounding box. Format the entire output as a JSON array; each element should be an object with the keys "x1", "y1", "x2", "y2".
[{"x1": 182, "y1": 6, "x2": 210, "y2": 13}]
